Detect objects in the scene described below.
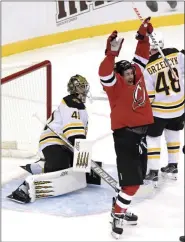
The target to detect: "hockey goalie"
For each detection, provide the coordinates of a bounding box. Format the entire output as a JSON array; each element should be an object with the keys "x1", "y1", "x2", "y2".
[{"x1": 7, "y1": 74, "x2": 101, "y2": 203}]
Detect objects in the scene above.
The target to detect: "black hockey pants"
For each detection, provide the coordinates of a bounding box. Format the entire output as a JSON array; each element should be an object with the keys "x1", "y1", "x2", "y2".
[
  {"x1": 113, "y1": 127, "x2": 147, "y2": 187},
  {"x1": 42, "y1": 145, "x2": 73, "y2": 173}
]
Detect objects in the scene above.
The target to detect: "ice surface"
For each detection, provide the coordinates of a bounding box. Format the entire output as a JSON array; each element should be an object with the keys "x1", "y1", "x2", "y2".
[{"x1": 2, "y1": 25, "x2": 184, "y2": 241}]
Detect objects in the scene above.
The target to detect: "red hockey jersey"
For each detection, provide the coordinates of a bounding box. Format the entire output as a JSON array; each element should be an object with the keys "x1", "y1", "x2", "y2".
[{"x1": 99, "y1": 39, "x2": 154, "y2": 131}]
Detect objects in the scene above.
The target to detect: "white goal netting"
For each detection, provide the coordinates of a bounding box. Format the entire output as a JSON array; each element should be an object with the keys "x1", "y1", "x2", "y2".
[{"x1": 1, "y1": 61, "x2": 52, "y2": 158}]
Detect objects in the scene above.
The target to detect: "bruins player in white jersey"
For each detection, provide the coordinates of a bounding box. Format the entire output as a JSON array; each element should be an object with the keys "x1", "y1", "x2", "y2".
[
  {"x1": 39, "y1": 75, "x2": 89, "y2": 173},
  {"x1": 144, "y1": 32, "x2": 185, "y2": 184},
  {"x1": 8, "y1": 74, "x2": 91, "y2": 203}
]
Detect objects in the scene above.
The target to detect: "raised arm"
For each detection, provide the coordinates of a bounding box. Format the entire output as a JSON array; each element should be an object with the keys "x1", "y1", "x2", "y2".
[
  {"x1": 132, "y1": 17, "x2": 153, "y2": 72},
  {"x1": 99, "y1": 31, "x2": 124, "y2": 88}
]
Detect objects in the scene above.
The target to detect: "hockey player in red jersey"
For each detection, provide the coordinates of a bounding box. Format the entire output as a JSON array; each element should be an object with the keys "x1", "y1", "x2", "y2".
[{"x1": 99, "y1": 17, "x2": 154, "y2": 239}]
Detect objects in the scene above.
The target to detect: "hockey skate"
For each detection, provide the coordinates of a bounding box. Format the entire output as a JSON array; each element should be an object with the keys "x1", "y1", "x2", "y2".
[
  {"x1": 20, "y1": 164, "x2": 33, "y2": 174},
  {"x1": 144, "y1": 170, "x2": 159, "y2": 188},
  {"x1": 111, "y1": 213, "x2": 124, "y2": 240},
  {"x1": 20, "y1": 158, "x2": 45, "y2": 174},
  {"x1": 111, "y1": 197, "x2": 138, "y2": 226},
  {"x1": 161, "y1": 163, "x2": 178, "y2": 180},
  {"x1": 7, "y1": 182, "x2": 31, "y2": 204}
]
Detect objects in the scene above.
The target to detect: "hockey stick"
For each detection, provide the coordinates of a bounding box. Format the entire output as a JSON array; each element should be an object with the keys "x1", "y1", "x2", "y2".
[
  {"x1": 33, "y1": 113, "x2": 119, "y2": 193},
  {"x1": 91, "y1": 96, "x2": 108, "y2": 101},
  {"x1": 132, "y1": 2, "x2": 178, "y2": 80},
  {"x1": 92, "y1": 112, "x2": 109, "y2": 118}
]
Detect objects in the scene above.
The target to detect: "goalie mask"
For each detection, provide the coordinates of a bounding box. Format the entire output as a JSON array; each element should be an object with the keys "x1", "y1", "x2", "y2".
[{"x1": 67, "y1": 74, "x2": 90, "y2": 103}]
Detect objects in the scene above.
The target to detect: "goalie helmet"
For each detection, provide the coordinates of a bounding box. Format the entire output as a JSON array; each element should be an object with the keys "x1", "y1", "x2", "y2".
[
  {"x1": 67, "y1": 74, "x2": 90, "y2": 103},
  {"x1": 150, "y1": 31, "x2": 164, "y2": 51},
  {"x1": 114, "y1": 60, "x2": 135, "y2": 76}
]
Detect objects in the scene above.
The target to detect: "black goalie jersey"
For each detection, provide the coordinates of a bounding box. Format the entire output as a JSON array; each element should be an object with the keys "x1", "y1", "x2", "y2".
[
  {"x1": 144, "y1": 48, "x2": 184, "y2": 119},
  {"x1": 39, "y1": 94, "x2": 88, "y2": 151}
]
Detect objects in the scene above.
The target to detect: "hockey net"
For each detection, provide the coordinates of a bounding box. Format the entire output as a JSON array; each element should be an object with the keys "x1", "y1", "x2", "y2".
[{"x1": 1, "y1": 60, "x2": 52, "y2": 158}]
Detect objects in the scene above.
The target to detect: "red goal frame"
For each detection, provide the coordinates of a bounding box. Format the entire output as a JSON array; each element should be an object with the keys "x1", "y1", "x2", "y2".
[{"x1": 1, "y1": 60, "x2": 52, "y2": 119}]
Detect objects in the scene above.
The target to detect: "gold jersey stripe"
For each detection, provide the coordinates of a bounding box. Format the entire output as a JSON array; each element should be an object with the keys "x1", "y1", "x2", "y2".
[
  {"x1": 152, "y1": 96, "x2": 184, "y2": 107},
  {"x1": 168, "y1": 150, "x2": 179, "y2": 154},
  {"x1": 147, "y1": 53, "x2": 178, "y2": 68},
  {"x1": 148, "y1": 90, "x2": 155, "y2": 95},
  {"x1": 167, "y1": 142, "x2": 181, "y2": 146},
  {"x1": 64, "y1": 129, "x2": 85, "y2": 138},
  {"x1": 62, "y1": 99, "x2": 66, "y2": 105},
  {"x1": 39, "y1": 138, "x2": 65, "y2": 146},
  {"x1": 152, "y1": 104, "x2": 184, "y2": 113},
  {"x1": 147, "y1": 148, "x2": 161, "y2": 152},
  {"x1": 63, "y1": 122, "x2": 84, "y2": 130},
  {"x1": 147, "y1": 155, "x2": 160, "y2": 159},
  {"x1": 40, "y1": 132, "x2": 59, "y2": 140}
]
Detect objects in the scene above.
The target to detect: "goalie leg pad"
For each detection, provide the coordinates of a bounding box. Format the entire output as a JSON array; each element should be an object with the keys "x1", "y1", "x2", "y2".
[{"x1": 25, "y1": 167, "x2": 87, "y2": 202}]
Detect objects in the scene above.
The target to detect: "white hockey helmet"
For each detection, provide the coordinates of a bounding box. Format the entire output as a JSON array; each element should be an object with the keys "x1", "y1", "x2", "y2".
[{"x1": 149, "y1": 31, "x2": 164, "y2": 51}]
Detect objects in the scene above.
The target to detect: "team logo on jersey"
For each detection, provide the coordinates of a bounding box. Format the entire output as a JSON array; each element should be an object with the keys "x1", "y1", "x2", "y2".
[{"x1": 132, "y1": 80, "x2": 146, "y2": 110}]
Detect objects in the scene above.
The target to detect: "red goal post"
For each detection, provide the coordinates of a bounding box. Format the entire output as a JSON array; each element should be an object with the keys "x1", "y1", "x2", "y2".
[{"x1": 1, "y1": 60, "x2": 52, "y2": 158}]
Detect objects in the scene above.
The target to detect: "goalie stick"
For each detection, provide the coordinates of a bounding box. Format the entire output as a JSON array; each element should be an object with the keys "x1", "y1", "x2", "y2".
[
  {"x1": 33, "y1": 113, "x2": 120, "y2": 193},
  {"x1": 132, "y1": 2, "x2": 179, "y2": 81}
]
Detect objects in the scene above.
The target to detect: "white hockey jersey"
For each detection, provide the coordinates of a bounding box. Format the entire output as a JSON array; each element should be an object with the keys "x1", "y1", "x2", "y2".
[
  {"x1": 144, "y1": 48, "x2": 184, "y2": 119},
  {"x1": 39, "y1": 94, "x2": 88, "y2": 152}
]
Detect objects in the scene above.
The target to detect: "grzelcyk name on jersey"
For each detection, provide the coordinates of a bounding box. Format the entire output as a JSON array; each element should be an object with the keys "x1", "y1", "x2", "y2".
[{"x1": 56, "y1": 1, "x2": 121, "y2": 25}]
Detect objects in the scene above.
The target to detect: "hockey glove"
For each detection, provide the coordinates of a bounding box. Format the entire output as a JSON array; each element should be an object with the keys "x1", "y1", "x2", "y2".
[
  {"x1": 105, "y1": 31, "x2": 124, "y2": 57},
  {"x1": 136, "y1": 17, "x2": 153, "y2": 41}
]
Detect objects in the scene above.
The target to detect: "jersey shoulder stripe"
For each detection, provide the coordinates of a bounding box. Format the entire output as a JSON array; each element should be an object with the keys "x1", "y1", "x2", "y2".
[
  {"x1": 63, "y1": 94, "x2": 86, "y2": 110},
  {"x1": 99, "y1": 71, "x2": 117, "y2": 87},
  {"x1": 147, "y1": 48, "x2": 179, "y2": 65}
]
